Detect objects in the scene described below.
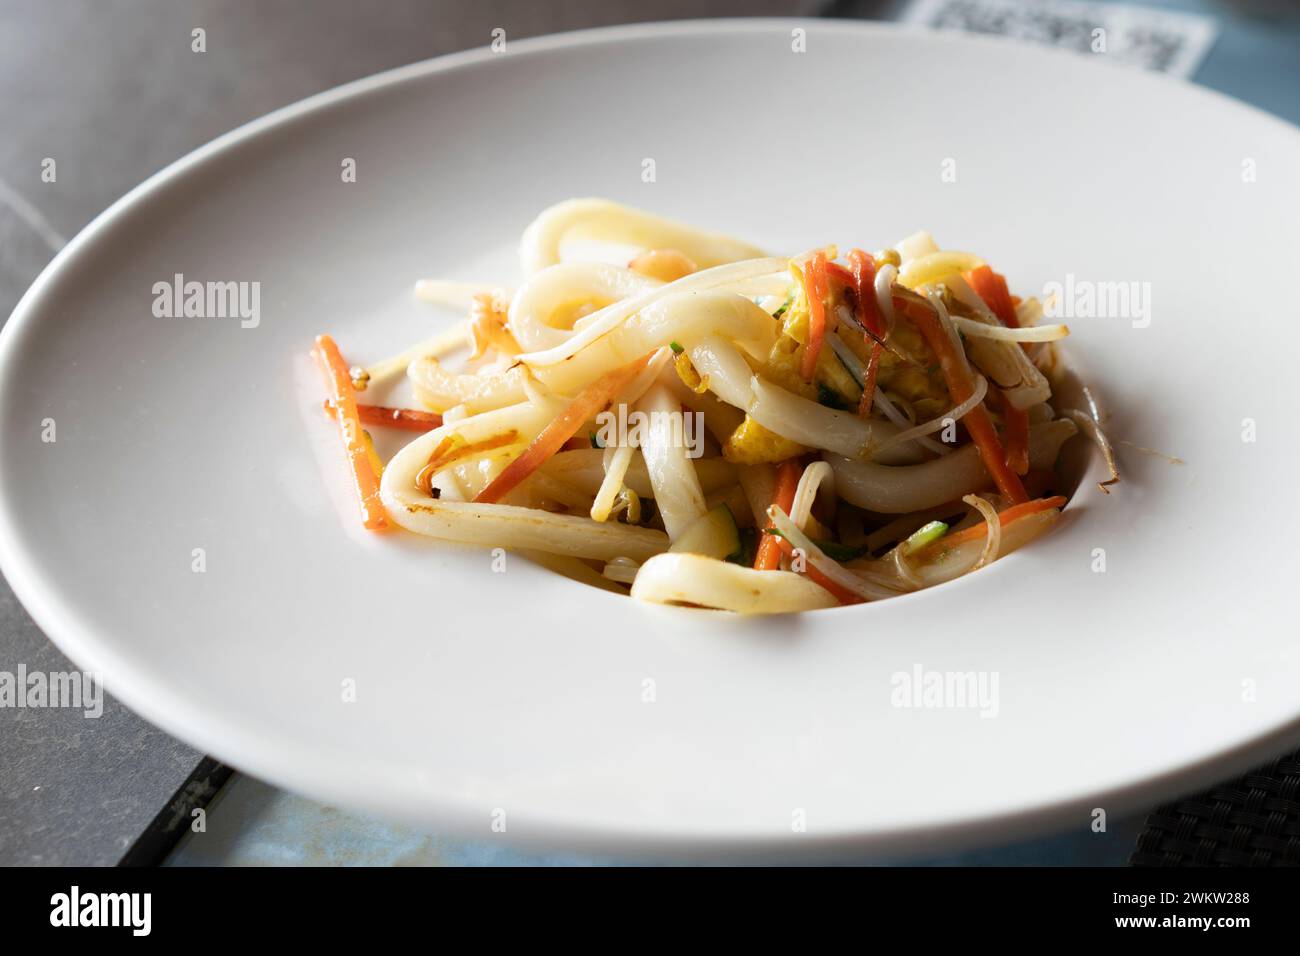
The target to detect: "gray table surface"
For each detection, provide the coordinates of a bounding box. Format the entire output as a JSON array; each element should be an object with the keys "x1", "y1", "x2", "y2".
[{"x1": 2, "y1": 0, "x2": 1296, "y2": 866}]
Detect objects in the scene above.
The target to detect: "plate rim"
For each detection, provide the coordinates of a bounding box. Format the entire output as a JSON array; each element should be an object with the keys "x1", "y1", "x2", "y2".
[{"x1": 3, "y1": 17, "x2": 1300, "y2": 860}]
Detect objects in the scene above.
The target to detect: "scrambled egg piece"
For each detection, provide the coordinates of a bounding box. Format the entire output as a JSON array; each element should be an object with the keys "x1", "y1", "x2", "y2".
[
  {"x1": 838, "y1": 319, "x2": 950, "y2": 418},
  {"x1": 765, "y1": 270, "x2": 872, "y2": 409},
  {"x1": 672, "y1": 352, "x2": 709, "y2": 394},
  {"x1": 763, "y1": 334, "x2": 816, "y2": 400},
  {"x1": 723, "y1": 415, "x2": 809, "y2": 464}
]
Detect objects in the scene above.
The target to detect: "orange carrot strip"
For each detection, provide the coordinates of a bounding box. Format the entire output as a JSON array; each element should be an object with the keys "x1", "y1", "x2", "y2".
[
  {"x1": 754, "y1": 459, "x2": 802, "y2": 571},
  {"x1": 825, "y1": 261, "x2": 854, "y2": 288},
  {"x1": 773, "y1": 537, "x2": 864, "y2": 605},
  {"x1": 894, "y1": 294, "x2": 1028, "y2": 504},
  {"x1": 984, "y1": 386, "x2": 1029, "y2": 476},
  {"x1": 324, "y1": 401, "x2": 442, "y2": 433},
  {"x1": 849, "y1": 249, "x2": 885, "y2": 421},
  {"x1": 312, "y1": 335, "x2": 389, "y2": 530},
  {"x1": 918, "y1": 496, "x2": 1067, "y2": 557},
  {"x1": 961, "y1": 269, "x2": 1029, "y2": 470},
  {"x1": 966, "y1": 265, "x2": 1034, "y2": 356},
  {"x1": 847, "y1": 249, "x2": 882, "y2": 337},
  {"x1": 799, "y1": 252, "x2": 831, "y2": 382},
  {"x1": 1004, "y1": 402, "x2": 1029, "y2": 476},
  {"x1": 857, "y1": 339, "x2": 883, "y2": 417},
  {"x1": 965, "y1": 266, "x2": 1019, "y2": 328},
  {"x1": 474, "y1": 353, "x2": 653, "y2": 504},
  {"x1": 958, "y1": 273, "x2": 1029, "y2": 473}
]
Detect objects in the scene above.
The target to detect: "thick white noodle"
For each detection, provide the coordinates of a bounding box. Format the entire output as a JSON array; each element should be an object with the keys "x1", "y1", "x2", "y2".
[
  {"x1": 728, "y1": 273, "x2": 797, "y2": 298},
  {"x1": 528, "y1": 290, "x2": 777, "y2": 396},
  {"x1": 825, "y1": 419, "x2": 1078, "y2": 513},
  {"x1": 589, "y1": 347, "x2": 673, "y2": 522},
  {"x1": 408, "y1": 357, "x2": 529, "y2": 414},
  {"x1": 683, "y1": 336, "x2": 922, "y2": 464},
  {"x1": 380, "y1": 400, "x2": 668, "y2": 561},
  {"x1": 387, "y1": 496, "x2": 667, "y2": 562},
  {"x1": 515, "y1": 257, "x2": 788, "y2": 368},
  {"x1": 748, "y1": 376, "x2": 922, "y2": 465},
  {"x1": 445, "y1": 452, "x2": 516, "y2": 501},
  {"x1": 630, "y1": 553, "x2": 838, "y2": 613},
  {"x1": 527, "y1": 472, "x2": 596, "y2": 512},
  {"x1": 685, "y1": 335, "x2": 757, "y2": 410},
  {"x1": 520, "y1": 198, "x2": 768, "y2": 276},
  {"x1": 637, "y1": 385, "x2": 707, "y2": 540},
  {"x1": 617, "y1": 345, "x2": 674, "y2": 406},
  {"x1": 508, "y1": 262, "x2": 660, "y2": 353}
]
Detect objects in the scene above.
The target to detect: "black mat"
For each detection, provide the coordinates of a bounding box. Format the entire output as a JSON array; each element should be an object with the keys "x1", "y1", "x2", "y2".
[{"x1": 1131, "y1": 751, "x2": 1300, "y2": 867}]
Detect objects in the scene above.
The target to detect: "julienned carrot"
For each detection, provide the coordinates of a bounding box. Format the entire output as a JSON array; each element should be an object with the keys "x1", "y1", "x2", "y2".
[
  {"x1": 754, "y1": 459, "x2": 802, "y2": 571},
  {"x1": 964, "y1": 266, "x2": 1018, "y2": 328},
  {"x1": 324, "y1": 401, "x2": 443, "y2": 432},
  {"x1": 917, "y1": 496, "x2": 1066, "y2": 556},
  {"x1": 960, "y1": 270, "x2": 1030, "y2": 471},
  {"x1": 826, "y1": 261, "x2": 854, "y2": 288},
  {"x1": 966, "y1": 265, "x2": 1033, "y2": 356},
  {"x1": 312, "y1": 334, "x2": 389, "y2": 530},
  {"x1": 799, "y1": 252, "x2": 830, "y2": 382},
  {"x1": 894, "y1": 294, "x2": 1029, "y2": 504},
  {"x1": 963, "y1": 270, "x2": 1029, "y2": 469},
  {"x1": 362, "y1": 429, "x2": 385, "y2": 478},
  {"x1": 774, "y1": 537, "x2": 864, "y2": 605},
  {"x1": 847, "y1": 249, "x2": 882, "y2": 337},
  {"x1": 849, "y1": 249, "x2": 884, "y2": 418},
  {"x1": 1003, "y1": 402, "x2": 1029, "y2": 475},
  {"x1": 359, "y1": 403, "x2": 442, "y2": 431},
  {"x1": 858, "y1": 340, "x2": 883, "y2": 417},
  {"x1": 985, "y1": 386, "x2": 1029, "y2": 475},
  {"x1": 474, "y1": 352, "x2": 653, "y2": 505}
]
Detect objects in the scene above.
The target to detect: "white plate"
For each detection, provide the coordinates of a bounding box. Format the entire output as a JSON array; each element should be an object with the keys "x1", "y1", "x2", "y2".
[{"x1": 3, "y1": 20, "x2": 1299, "y2": 860}]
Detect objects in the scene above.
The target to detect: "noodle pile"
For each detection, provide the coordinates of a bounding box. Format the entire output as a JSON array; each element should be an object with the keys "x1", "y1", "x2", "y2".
[{"x1": 315, "y1": 198, "x2": 1108, "y2": 613}]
